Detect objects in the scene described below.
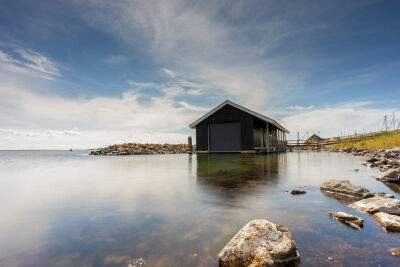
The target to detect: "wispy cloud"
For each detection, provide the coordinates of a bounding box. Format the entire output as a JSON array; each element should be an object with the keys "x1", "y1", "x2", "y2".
[
  {"x1": 14, "y1": 47, "x2": 61, "y2": 77},
  {"x1": 0, "y1": 45, "x2": 61, "y2": 80},
  {"x1": 287, "y1": 105, "x2": 315, "y2": 111},
  {"x1": 100, "y1": 54, "x2": 130, "y2": 65},
  {"x1": 162, "y1": 68, "x2": 176, "y2": 78},
  {"x1": 127, "y1": 71, "x2": 206, "y2": 97},
  {"x1": 178, "y1": 101, "x2": 209, "y2": 112}
]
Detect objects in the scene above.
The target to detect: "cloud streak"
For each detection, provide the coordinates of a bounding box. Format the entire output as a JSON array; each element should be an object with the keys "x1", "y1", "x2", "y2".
[{"x1": 0, "y1": 45, "x2": 61, "y2": 80}]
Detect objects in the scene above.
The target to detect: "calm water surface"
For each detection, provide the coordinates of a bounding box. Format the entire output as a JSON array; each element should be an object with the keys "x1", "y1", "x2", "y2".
[{"x1": 0, "y1": 151, "x2": 399, "y2": 266}]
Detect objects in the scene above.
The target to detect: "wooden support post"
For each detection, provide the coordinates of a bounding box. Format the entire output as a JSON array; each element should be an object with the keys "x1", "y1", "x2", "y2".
[
  {"x1": 266, "y1": 122, "x2": 269, "y2": 152},
  {"x1": 188, "y1": 136, "x2": 193, "y2": 152}
]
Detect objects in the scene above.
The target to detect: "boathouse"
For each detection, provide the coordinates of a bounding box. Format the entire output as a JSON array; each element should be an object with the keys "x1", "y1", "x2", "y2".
[
  {"x1": 307, "y1": 134, "x2": 324, "y2": 143},
  {"x1": 189, "y1": 100, "x2": 289, "y2": 153}
]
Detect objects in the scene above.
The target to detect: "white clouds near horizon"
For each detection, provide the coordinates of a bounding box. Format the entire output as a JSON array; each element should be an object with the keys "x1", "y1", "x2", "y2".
[
  {"x1": 282, "y1": 103, "x2": 400, "y2": 140},
  {"x1": 0, "y1": 79, "x2": 206, "y2": 149}
]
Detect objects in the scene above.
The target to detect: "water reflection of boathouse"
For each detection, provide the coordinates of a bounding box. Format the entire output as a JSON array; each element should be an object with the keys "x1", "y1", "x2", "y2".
[{"x1": 195, "y1": 153, "x2": 287, "y2": 193}]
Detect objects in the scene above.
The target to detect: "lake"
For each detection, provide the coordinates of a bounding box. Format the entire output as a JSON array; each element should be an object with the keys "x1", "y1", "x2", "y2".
[{"x1": 0, "y1": 151, "x2": 399, "y2": 266}]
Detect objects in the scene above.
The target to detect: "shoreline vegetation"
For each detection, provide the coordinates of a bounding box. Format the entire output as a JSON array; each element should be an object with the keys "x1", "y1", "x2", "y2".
[{"x1": 328, "y1": 129, "x2": 400, "y2": 151}]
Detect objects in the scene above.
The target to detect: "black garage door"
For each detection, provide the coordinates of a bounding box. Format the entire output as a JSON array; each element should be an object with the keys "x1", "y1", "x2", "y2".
[{"x1": 209, "y1": 122, "x2": 241, "y2": 152}]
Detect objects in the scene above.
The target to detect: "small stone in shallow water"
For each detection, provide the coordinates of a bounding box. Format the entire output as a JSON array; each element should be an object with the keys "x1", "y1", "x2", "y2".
[
  {"x1": 320, "y1": 179, "x2": 374, "y2": 200},
  {"x1": 353, "y1": 168, "x2": 359, "y2": 172},
  {"x1": 372, "y1": 212, "x2": 400, "y2": 232},
  {"x1": 378, "y1": 168, "x2": 400, "y2": 184},
  {"x1": 349, "y1": 196, "x2": 400, "y2": 215},
  {"x1": 329, "y1": 211, "x2": 364, "y2": 230},
  {"x1": 125, "y1": 258, "x2": 146, "y2": 267},
  {"x1": 366, "y1": 157, "x2": 379, "y2": 163},
  {"x1": 373, "y1": 192, "x2": 394, "y2": 198},
  {"x1": 390, "y1": 248, "x2": 400, "y2": 258},
  {"x1": 285, "y1": 190, "x2": 306, "y2": 195}
]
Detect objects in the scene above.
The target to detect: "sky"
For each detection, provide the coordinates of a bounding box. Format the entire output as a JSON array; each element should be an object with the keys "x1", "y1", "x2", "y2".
[{"x1": 0, "y1": 0, "x2": 400, "y2": 149}]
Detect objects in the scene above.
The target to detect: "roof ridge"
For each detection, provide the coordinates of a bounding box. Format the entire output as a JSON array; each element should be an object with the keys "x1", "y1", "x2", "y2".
[{"x1": 188, "y1": 100, "x2": 289, "y2": 133}]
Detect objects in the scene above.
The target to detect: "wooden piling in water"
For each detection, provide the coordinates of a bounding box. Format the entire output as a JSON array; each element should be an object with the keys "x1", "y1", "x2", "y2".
[{"x1": 187, "y1": 136, "x2": 193, "y2": 153}]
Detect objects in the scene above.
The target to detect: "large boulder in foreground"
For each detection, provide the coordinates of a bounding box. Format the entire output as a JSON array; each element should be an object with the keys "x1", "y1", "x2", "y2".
[
  {"x1": 378, "y1": 168, "x2": 400, "y2": 184},
  {"x1": 320, "y1": 179, "x2": 374, "y2": 200},
  {"x1": 329, "y1": 211, "x2": 364, "y2": 230},
  {"x1": 348, "y1": 196, "x2": 400, "y2": 215},
  {"x1": 372, "y1": 212, "x2": 400, "y2": 232},
  {"x1": 217, "y1": 219, "x2": 300, "y2": 267}
]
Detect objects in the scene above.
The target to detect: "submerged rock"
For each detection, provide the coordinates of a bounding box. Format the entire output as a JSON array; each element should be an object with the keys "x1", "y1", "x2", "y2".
[
  {"x1": 390, "y1": 248, "x2": 400, "y2": 258},
  {"x1": 366, "y1": 157, "x2": 379, "y2": 163},
  {"x1": 217, "y1": 219, "x2": 300, "y2": 267},
  {"x1": 125, "y1": 258, "x2": 146, "y2": 267},
  {"x1": 348, "y1": 196, "x2": 400, "y2": 215},
  {"x1": 320, "y1": 179, "x2": 374, "y2": 200},
  {"x1": 373, "y1": 192, "x2": 395, "y2": 198},
  {"x1": 329, "y1": 211, "x2": 364, "y2": 230},
  {"x1": 285, "y1": 190, "x2": 306, "y2": 195},
  {"x1": 378, "y1": 168, "x2": 400, "y2": 184},
  {"x1": 372, "y1": 212, "x2": 400, "y2": 232}
]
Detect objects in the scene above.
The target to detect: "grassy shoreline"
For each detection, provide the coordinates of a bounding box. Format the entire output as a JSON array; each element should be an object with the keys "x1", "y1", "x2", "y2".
[{"x1": 328, "y1": 130, "x2": 400, "y2": 151}]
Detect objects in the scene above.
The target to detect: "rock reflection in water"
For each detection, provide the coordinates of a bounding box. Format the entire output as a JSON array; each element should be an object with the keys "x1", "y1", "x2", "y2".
[{"x1": 382, "y1": 182, "x2": 400, "y2": 194}]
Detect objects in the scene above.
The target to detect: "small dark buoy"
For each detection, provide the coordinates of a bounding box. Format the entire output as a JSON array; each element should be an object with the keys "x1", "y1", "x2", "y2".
[{"x1": 69, "y1": 148, "x2": 73, "y2": 151}]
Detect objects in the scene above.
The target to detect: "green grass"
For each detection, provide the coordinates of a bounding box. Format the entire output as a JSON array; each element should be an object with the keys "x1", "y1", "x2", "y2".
[{"x1": 328, "y1": 130, "x2": 400, "y2": 151}]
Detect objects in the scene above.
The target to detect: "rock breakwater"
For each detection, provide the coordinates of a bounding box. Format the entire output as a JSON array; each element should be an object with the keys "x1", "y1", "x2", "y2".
[{"x1": 89, "y1": 143, "x2": 194, "y2": 155}]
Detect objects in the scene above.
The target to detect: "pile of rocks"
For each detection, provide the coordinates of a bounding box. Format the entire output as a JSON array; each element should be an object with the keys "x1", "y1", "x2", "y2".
[
  {"x1": 360, "y1": 147, "x2": 400, "y2": 172},
  {"x1": 320, "y1": 179, "x2": 400, "y2": 232},
  {"x1": 89, "y1": 143, "x2": 194, "y2": 156}
]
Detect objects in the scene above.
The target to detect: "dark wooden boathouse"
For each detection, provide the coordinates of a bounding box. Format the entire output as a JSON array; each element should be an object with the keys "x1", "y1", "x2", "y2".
[{"x1": 189, "y1": 100, "x2": 289, "y2": 153}]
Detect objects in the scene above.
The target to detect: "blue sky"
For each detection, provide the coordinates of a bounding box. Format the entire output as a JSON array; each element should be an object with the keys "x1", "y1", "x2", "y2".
[{"x1": 0, "y1": 0, "x2": 400, "y2": 149}]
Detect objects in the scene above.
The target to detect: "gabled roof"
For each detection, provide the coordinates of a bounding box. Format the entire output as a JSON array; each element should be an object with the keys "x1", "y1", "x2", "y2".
[
  {"x1": 189, "y1": 100, "x2": 290, "y2": 133},
  {"x1": 307, "y1": 134, "x2": 324, "y2": 141}
]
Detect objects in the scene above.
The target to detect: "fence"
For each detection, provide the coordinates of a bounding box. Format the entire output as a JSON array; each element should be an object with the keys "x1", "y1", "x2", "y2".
[{"x1": 287, "y1": 129, "x2": 399, "y2": 147}]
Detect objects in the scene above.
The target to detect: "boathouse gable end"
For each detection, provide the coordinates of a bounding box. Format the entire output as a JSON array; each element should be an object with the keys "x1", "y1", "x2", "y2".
[
  {"x1": 195, "y1": 104, "x2": 254, "y2": 151},
  {"x1": 190, "y1": 100, "x2": 289, "y2": 153}
]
